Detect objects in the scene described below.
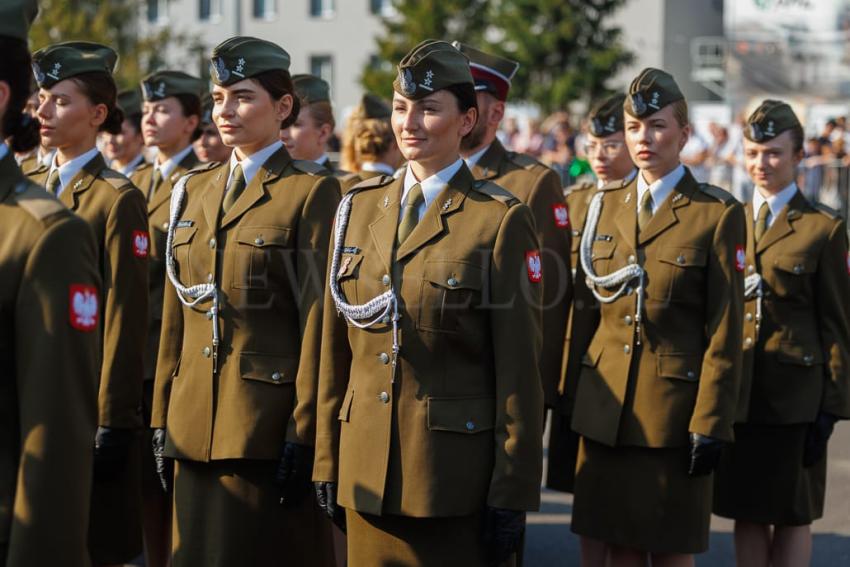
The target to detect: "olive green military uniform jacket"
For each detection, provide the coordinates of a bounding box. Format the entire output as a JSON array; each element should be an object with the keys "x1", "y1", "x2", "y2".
[
  {"x1": 131, "y1": 150, "x2": 201, "y2": 382},
  {"x1": 313, "y1": 165, "x2": 544, "y2": 517},
  {"x1": 1, "y1": 152, "x2": 99, "y2": 566},
  {"x1": 557, "y1": 181, "x2": 599, "y2": 415},
  {"x1": 739, "y1": 190, "x2": 850, "y2": 423},
  {"x1": 572, "y1": 169, "x2": 745, "y2": 447},
  {"x1": 151, "y1": 147, "x2": 341, "y2": 461},
  {"x1": 469, "y1": 139, "x2": 572, "y2": 407},
  {"x1": 29, "y1": 154, "x2": 149, "y2": 429},
  {"x1": 339, "y1": 170, "x2": 384, "y2": 194}
]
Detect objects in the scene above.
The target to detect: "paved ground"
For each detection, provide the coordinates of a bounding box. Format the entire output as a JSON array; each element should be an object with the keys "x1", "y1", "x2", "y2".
[{"x1": 526, "y1": 421, "x2": 850, "y2": 566}]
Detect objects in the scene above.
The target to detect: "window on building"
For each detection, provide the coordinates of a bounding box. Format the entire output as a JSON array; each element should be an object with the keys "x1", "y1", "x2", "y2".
[
  {"x1": 310, "y1": 0, "x2": 336, "y2": 18},
  {"x1": 254, "y1": 0, "x2": 277, "y2": 19},
  {"x1": 310, "y1": 56, "x2": 334, "y2": 94},
  {"x1": 199, "y1": 0, "x2": 222, "y2": 21},
  {"x1": 147, "y1": 0, "x2": 168, "y2": 23},
  {"x1": 370, "y1": 0, "x2": 395, "y2": 17}
]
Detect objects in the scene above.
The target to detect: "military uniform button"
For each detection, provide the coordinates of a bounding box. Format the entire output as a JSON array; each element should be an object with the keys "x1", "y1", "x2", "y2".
[
  {"x1": 209, "y1": 238, "x2": 216, "y2": 249},
  {"x1": 677, "y1": 255, "x2": 686, "y2": 265},
  {"x1": 202, "y1": 347, "x2": 211, "y2": 357},
  {"x1": 379, "y1": 391, "x2": 390, "y2": 403},
  {"x1": 207, "y1": 273, "x2": 214, "y2": 282},
  {"x1": 206, "y1": 310, "x2": 214, "y2": 320},
  {"x1": 744, "y1": 337, "x2": 753, "y2": 347},
  {"x1": 271, "y1": 371, "x2": 281, "y2": 382},
  {"x1": 624, "y1": 315, "x2": 633, "y2": 326},
  {"x1": 748, "y1": 265, "x2": 755, "y2": 274},
  {"x1": 379, "y1": 352, "x2": 390, "y2": 364},
  {"x1": 162, "y1": 222, "x2": 169, "y2": 230},
  {"x1": 687, "y1": 371, "x2": 696, "y2": 379},
  {"x1": 381, "y1": 315, "x2": 390, "y2": 324},
  {"x1": 745, "y1": 312, "x2": 753, "y2": 322},
  {"x1": 255, "y1": 237, "x2": 264, "y2": 246},
  {"x1": 623, "y1": 344, "x2": 631, "y2": 354},
  {"x1": 447, "y1": 277, "x2": 458, "y2": 287},
  {"x1": 793, "y1": 264, "x2": 803, "y2": 274},
  {"x1": 628, "y1": 255, "x2": 636, "y2": 264},
  {"x1": 803, "y1": 354, "x2": 813, "y2": 365},
  {"x1": 466, "y1": 421, "x2": 476, "y2": 431},
  {"x1": 382, "y1": 274, "x2": 391, "y2": 286}
]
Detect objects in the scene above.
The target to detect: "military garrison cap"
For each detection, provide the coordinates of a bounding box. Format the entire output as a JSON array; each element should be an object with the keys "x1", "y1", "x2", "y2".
[
  {"x1": 0, "y1": 0, "x2": 37, "y2": 42},
  {"x1": 117, "y1": 89, "x2": 142, "y2": 117},
  {"x1": 200, "y1": 92, "x2": 214, "y2": 125},
  {"x1": 589, "y1": 93, "x2": 626, "y2": 137},
  {"x1": 293, "y1": 74, "x2": 330, "y2": 104},
  {"x1": 624, "y1": 67, "x2": 684, "y2": 118},
  {"x1": 452, "y1": 42, "x2": 519, "y2": 101},
  {"x1": 393, "y1": 40, "x2": 473, "y2": 100},
  {"x1": 744, "y1": 100, "x2": 801, "y2": 143},
  {"x1": 33, "y1": 42, "x2": 118, "y2": 89},
  {"x1": 210, "y1": 36, "x2": 291, "y2": 86},
  {"x1": 141, "y1": 70, "x2": 204, "y2": 102},
  {"x1": 359, "y1": 93, "x2": 391, "y2": 119}
]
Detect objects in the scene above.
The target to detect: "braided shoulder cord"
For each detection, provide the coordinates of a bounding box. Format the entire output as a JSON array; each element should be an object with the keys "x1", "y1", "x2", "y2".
[
  {"x1": 580, "y1": 191, "x2": 646, "y2": 345},
  {"x1": 744, "y1": 272, "x2": 763, "y2": 335},
  {"x1": 165, "y1": 173, "x2": 220, "y2": 372}
]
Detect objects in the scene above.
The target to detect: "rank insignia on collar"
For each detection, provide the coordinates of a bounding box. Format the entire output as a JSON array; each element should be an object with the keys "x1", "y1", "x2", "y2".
[
  {"x1": 624, "y1": 192, "x2": 632, "y2": 204},
  {"x1": 383, "y1": 195, "x2": 390, "y2": 208},
  {"x1": 442, "y1": 198, "x2": 453, "y2": 211}
]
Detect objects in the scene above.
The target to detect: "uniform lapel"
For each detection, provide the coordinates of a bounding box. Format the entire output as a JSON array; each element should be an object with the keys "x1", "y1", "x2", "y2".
[
  {"x1": 220, "y1": 146, "x2": 290, "y2": 230},
  {"x1": 394, "y1": 166, "x2": 470, "y2": 263},
  {"x1": 368, "y1": 178, "x2": 403, "y2": 273},
  {"x1": 613, "y1": 179, "x2": 638, "y2": 253},
  {"x1": 755, "y1": 190, "x2": 805, "y2": 253},
  {"x1": 745, "y1": 202, "x2": 756, "y2": 268},
  {"x1": 637, "y1": 170, "x2": 695, "y2": 246},
  {"x1": 62, "y1": 153, "x2": 107, "y2": 211},
  {"x1": 202, "y1": 166, "x2": 228, "y2": 231},
  {"x1": 469, "y1": 139, "x2": 506, "y2": 180},
  {"x1": 149, "y1": 150, "x2": 201, "y2": 215}
]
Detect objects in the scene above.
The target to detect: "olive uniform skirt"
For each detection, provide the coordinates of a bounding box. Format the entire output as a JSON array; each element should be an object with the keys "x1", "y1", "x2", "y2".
[
  {"x1": 545, "y1": 411, "x2": 580, "y2": 493},
  {"x1": 572, "y1": 437, "x2": 712, "y2": 554},
  {"x1": 172, "y1": 459, "x2": 335, "y2": 567},
  {"x1": 347, "y1": 510, "x2": 516, "y2": 567},
  {"x1": 714, "y1": 423, "x2": 826, "y2": 526}
]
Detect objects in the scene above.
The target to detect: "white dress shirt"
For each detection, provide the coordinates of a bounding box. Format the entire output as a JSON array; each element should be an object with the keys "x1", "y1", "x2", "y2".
[
  {"x1": 155, "y1": 145, "x2": 194, "y2": 181},
  {"x1": 361, "y1": 161, "x2": 396, "y2": 175},
  {"x1": 48, "y1": 147, "x2": 101, "y2": 197},
  {"x1": 636, "y1": 163, "x2": 685, "y2": 215},
  {"x1": 400, "y1": 158, "x2": 465, "y2": 222},
  {"x1": 226, "y1": 140, "x2": 283, "y2": 187},
  {"x1": 753, "y1": 181, "x2": 797, "y2": 229}
]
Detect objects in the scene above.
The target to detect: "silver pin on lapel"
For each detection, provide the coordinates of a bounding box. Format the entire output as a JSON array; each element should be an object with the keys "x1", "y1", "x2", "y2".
[
  {"x1": 442, "y1": 198, "x2": 453, "y2": 211},
  {"x1": 624, "y1": 193, "x2": 632, "y2": 204},
  {"x1": 672, "y1": 193, "x2": 684, "y2": 203},
  {"x1": 383, "y1": 196, "x2": 390, "y2": 208}
]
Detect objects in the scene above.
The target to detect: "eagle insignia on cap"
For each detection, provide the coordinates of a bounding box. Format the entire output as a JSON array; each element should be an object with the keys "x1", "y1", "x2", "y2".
[
  {"x1": 212, "y1": 57, "x2": 230, "y2": 83},
  {"x1": 749, "y1": 123, "x2": 764, "y2": 142},
  {"x1": 590, "y1": 118, "x2": 603, "y2": 136},
  {"x1": 32, "y1": 63, "x2": 45, "y2": 85},
  {"x1": 631, "y1": 92, "x2": 647, "y2": 116},
  {"x1": 234, "y1": 57, "x2": 246, "y2": 78},
  {"x1": 400, "y1": 68, "x2": 416, "y2": 96},
  {"x1": 47, "y1": 62, "x2": 62, "y2": 81}
]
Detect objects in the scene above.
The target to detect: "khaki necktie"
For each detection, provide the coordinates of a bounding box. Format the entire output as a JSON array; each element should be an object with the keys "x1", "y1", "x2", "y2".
[
  {"x1": 637, "y1": 189, "x2": 654, "y2": 232},
  {"x1": 396, "y1": 183, "x2": 425, "y2": 246},
  {"x1": 754, "y1": 202, "x2": 769, "y2": 244},
  {"x1": 221, "y1": 163, "x2": 246, "y2": 215},
  {"x1": 46, "y1": 169, "x2": 60, "y2": 195},
  {"x1": 148, "y1": 168, "x2": 163, "y2": 202}
]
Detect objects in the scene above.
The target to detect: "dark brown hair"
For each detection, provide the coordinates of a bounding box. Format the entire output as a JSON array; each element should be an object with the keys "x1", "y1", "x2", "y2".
[
  {"x1": 303, "y1": 100, "x2": 335, "y2": 130},
  {"x1": 174, "y1": 93, "x2": 203, "y2": 141},
  {"x1": 71, "y1": 71, "x2": 124, "y2": 135},
  {"x1": 445, "y1": 83, "x2": 478, "y2": 115},
  {"x1": 251, "y1": 69, "x2": 300, "y2": 129},
  {"x1": 0, "y1": 37, "x2": 40, "y2": 152}
]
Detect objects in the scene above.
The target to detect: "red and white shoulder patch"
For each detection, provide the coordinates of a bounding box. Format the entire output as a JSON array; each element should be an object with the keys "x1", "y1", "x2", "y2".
[
  {"x1": 133, "y1": 230, "x2": 150, "y2": 258},
  {"x1": 735, "y1": 245, "x2": 746, "y2": 272},
  {"x1": 552, "y1": 203, "x2": 570, "y2": 228},
  {"x1": 69, "y1": 284, "x2": 99, "y2": 332},
  {"x1": 526, "y1": 250, "x2": 542, "y2": 283}
]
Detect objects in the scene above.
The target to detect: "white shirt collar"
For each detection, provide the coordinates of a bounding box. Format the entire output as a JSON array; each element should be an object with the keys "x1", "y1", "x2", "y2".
[
  {"x1": 314, "y1": 154, "x2": 330, "y2": 167},
  {"x1": 39, "y1": 148, "x2": 56, "y2": 168},
  {"x1": 361, "y1": 161, "x2": 396, "y2": 175},
  {"x1": 401, "y1": 158, "x2": 465, "y2": 221},
  {"x1": 753, "y1": 181, "x2": 797, "y2": 228},
  {"x1": 120, "y1": 154, "x2": 145, "y2": 177},
  {"x1": 636, "y1": 163, "x2": 685, "y2": 214},
  {"x1": 156, "y1": 145, "x2": 194, "y2": 180},
  {"x1": 227, "y1": 140, "x2": 283, "y2": 187},
  {"x1": 597, "y1": 168, "x2": 637, "y2": 189},
  {"x1": 463, "y1": 143, "x2": 491, "y2": 169},
  {"x1": 0, "y1": 143, "x2": 8, "y2": 162},
  {"x1": 49, "y1": 147, "x2": 100, "y2": 196}
]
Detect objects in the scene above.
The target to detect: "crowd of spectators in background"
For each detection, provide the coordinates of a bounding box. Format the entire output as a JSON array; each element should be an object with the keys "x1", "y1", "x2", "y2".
[{"x1": 497, "y1": 110, "x2": 850, "y2": 217}]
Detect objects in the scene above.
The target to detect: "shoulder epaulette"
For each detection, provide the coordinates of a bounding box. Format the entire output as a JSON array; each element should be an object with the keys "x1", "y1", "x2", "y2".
[
  {"x1": 29, "y1": 163, "x2": 49, "y2": 176},
  {"x1": 350, "y1": 174, "x2": 394, "y2": 192},
  {"x1": 506, "y1": 151, "x2": 543, "y2": 171},
  {"x1": 292, "y1": 159, "x2": 328, "y2": 176},
  {"x1": 698, "y1": 183, "x2": 737, "y2": 204},
  {"x1": 813, "y1": 202, "x2": 841, "y2": 220},
  {"x1": 135, "y1": 161, "x2": 153, "y2": 172},
  {"x1": 13, "y1": 180, "x2": 66, "y2": 220},
  {"x1": 186, "y1": 161, "x2": 222, "y2": 176},
  {"x1": 471, "y1": 180, "x2": 520, "y2": 206},
  {"x1": 100, "y1": 168, "x2": 134, "y2": 190},
  {"x1": 565, "y1": 180, "x2": 595, "y2": 196},
  {"x1": 599, "y1": 177, "x2": 631, "y2": 192}
]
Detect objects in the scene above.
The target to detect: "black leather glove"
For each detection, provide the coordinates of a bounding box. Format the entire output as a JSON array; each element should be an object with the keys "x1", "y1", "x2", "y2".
[
  {"x1": 93, "y1": 426, "x2": 135, "y2": 482},
  {"x1": 483, "y1": 506, "x2": 526, "y2": 567},
  {"x1": 152, "y1": 428, "x2": 172, "y2": 493},
  {"x1": 314, "y1": 481, "x2": 346, "y2": 533},
  {"x1": 803, "y1": 412, "x2": 839, "y2": 467},
  {"x1": 275, "y1": 443, "x2": 315, "y2": 507},
  {"x1": 688, "y1": 433, "x2": 725, "y2": 477}
]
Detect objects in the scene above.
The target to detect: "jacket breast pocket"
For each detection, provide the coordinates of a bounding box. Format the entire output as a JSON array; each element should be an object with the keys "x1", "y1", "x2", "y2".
[
  {"x1": 776, "y1": 341, "x2": 823, "y2": 367},
  {"x1": 768, "y1": 255, "x2": 816, "y2": 299},
  {"x1": 418, "y1": 260, "x2": 483, "y2": 333},
  {"x1": 240, "y1": 352, "x2": 298, "y2": 386},
  {"x1": 656, "y1": 352, "x2": 702, "y2": 382},
  {"x1": 335, "y1": 253, "x2": 364, "y2": 306},
  {"x1": 427, "y1": 396, "x2": 496, "y2": 434},
  {"x1": 589, "y1": 240, "x2": 616, "y2": 275},
  {"x1": 232, "y1": 226, "x2": 292, "y2": 290},
  {"x1": 171, "y1": 226, "x2": 197, "y2": 285},
  {"x1": 655, "y1": 245, "x2": 707, "y2": 303}
]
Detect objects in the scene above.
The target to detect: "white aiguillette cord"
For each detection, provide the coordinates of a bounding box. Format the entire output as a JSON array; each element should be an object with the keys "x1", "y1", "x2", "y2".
[
  {"x1": 329, "y1": 192, "x2": 401, "y2": 381},
  {"x1": 580, "y1": 191, "x2": 646, "y2": 345},
  {"x1": 744, "y1": 272, "x2": 763, "y2": 335},
  {"x1": 165, "y1": 173, "x2": 221, "y2": 373}
]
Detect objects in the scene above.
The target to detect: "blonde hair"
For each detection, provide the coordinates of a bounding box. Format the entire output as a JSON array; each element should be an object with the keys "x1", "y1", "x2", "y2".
[
  {"x1": 671, "y1": 99, "x2": 689, "y2": 128},
  {"x1": 340, "y1": 102, "x2": 396, "y2": 171}
]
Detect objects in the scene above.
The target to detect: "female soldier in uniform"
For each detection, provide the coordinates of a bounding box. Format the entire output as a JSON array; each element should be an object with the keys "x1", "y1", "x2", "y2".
[
  {"x1": 280, "y1": 74, "x2": 345, "y2": 174},
  {"x1": 313, "y1": 40, "x2": 544, "y2": 567},
  {"x1": 0, "y1": 2, "x2": 100, "y2": 565},
  {"x1": 194, "y1": 94, "x2": 233, "y2": 164},
  {"x1": 102, "y1": 89, "x2": 146, "y2": 177},
  {"x1": 570, "y1": 68, "x2": 745, "y2": 566},
  {"x1": 339, "y1": 93, "x2": 402, "y2": 190},
  {"x1": 150, "y1": 37, "x2": 338, "y2": 567},
  {"x1": 30, "y1": 41, "x2": 150, "y2": 567},
  {"x1": 714, "y1": 101, "x2": 850, "y2": 567}
]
